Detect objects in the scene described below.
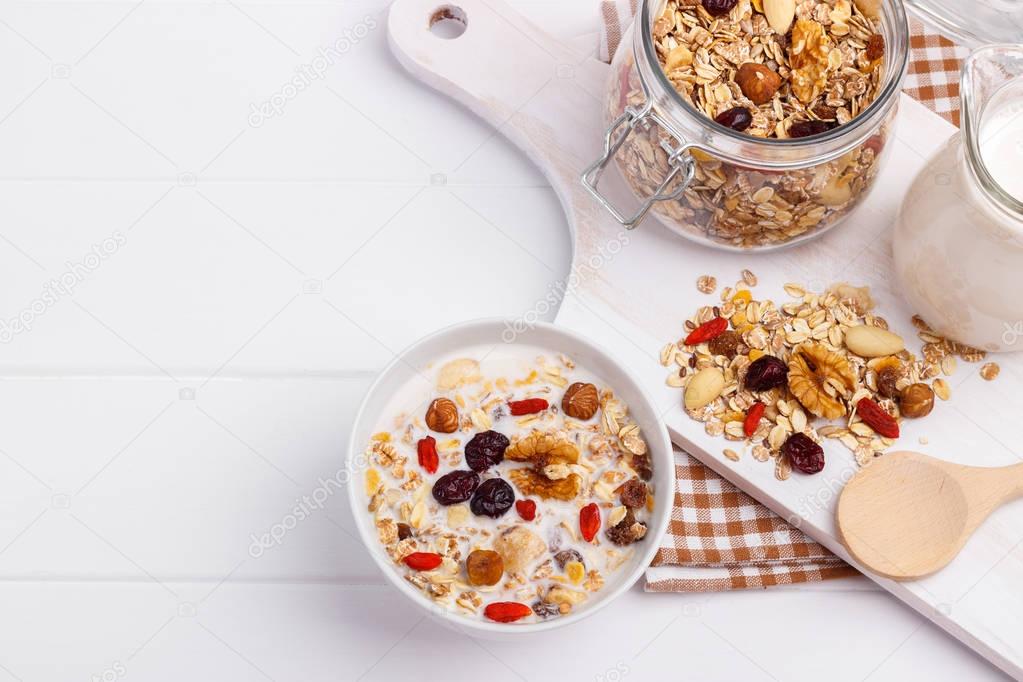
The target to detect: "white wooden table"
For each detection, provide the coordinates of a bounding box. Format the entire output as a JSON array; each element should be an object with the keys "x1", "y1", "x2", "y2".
[{"x1": 0, "y1": 0, "x2": 1008, "y2": 679}]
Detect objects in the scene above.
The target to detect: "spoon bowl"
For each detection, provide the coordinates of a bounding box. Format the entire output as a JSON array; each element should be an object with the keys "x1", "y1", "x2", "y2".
[{"x1": 837, "y1": 451, "x2": 1023, "y2": 580}]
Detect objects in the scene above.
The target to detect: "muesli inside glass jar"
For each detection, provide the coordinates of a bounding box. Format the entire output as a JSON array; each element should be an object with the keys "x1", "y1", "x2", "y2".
[{"x1": 583, "y1": 0, "x2": 909, "y2": 251}]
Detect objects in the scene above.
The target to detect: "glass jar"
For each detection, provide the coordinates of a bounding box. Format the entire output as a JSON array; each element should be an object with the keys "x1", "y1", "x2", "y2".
[{"x1": 583, "y1": 0, "x2": 909, "y2": 251}]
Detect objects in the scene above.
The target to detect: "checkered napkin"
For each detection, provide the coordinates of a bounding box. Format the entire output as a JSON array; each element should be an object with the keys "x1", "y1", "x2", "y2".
[
  {"x1": 598, "y1": 2, "x2": 969, "y2": 126},
  {"x1": 595, "y1": 2, "x2": 967, "y2": 591},
  {"x1": 645, "y1": 450, "x2": 858, "y2": 592}
]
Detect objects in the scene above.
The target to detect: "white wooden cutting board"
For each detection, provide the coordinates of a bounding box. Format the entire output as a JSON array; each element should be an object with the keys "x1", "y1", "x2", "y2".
[{"x1": 388, "y1": 0, "x2": 1023, "y2": 677}]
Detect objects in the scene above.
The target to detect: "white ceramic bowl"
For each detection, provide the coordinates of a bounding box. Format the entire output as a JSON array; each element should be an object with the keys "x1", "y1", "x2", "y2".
[{"x1": 346, "y1": 319, "x2": 673, "y2": 637}]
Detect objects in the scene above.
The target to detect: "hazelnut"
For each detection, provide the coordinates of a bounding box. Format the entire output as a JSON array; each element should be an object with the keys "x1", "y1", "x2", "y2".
[
  {"x1": 736, "y1": 62, "x2": 782, "y2": 105},
  {"x1": 425, "y1": 397, "x2": 459, "y2": 433},
  {"x1": 899, "y1": 383, "x2": 934, "y2": 419},
  {"x1": 562, "y1": 382, "x2": 599, "y2": 420}
]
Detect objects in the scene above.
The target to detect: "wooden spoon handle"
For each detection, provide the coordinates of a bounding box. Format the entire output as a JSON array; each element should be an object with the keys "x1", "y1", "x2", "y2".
[{"x1": 962, "y1": 461, "x2": 1023, "y2": 521}]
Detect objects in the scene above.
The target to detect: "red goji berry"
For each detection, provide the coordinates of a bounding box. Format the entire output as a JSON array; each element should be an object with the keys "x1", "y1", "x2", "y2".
[
  {"x1": 579, "y1": 502, "x2": 601, "y2": 542},
  {"x1": 483, "y1": 601, "x2": 532, "y2": 623},
  {"x1": 856, "y1": 398, "x2": 900, "y2": 438},
  {"x1": 743, "y1": 402, "x2": 765, "y2": 438},
  {"x1": 684, "y1": 317, "x2": 728, "y2": 346},
  {"x1": 417, "y1": 435, "x2": 439, "y2": 474},
  {"x1": 403, "y1": 552, "x2": 443, "y2": 571},
  {"x1": 515, "y1": 499, "x2": 536, "y2": 521},
  {"x1": 508, "y1": 398, "x2": 549, "y2": 416}
]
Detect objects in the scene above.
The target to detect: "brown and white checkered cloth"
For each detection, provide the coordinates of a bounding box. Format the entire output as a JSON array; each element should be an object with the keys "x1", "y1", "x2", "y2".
[
  {"x1": 645, "y1": 450, "x2": 858, "y2": 592},
  {"x1": 595, "y1": 1, "x2": 967, "y2": 591}
]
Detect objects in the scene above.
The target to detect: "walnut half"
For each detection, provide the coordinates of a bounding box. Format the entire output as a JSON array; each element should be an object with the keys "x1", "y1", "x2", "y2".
[
  {"x1": 505, "y1": 431, "x2": 582, "y2": 501},
  {"x1": 787, "y1": 343, "x2": 857, "y2": 419},
  {"x1": 509, "y1": 468, "x2": 582, "y2": 501}
]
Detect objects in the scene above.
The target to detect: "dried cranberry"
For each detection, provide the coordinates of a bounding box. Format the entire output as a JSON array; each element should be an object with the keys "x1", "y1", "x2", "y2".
[
  {"x1": 464, "y1": 430, "x2": 509, "y2": 472},
  {"x1": 432, "y1": 470, "x2": 480, "y2": 505},
  {"x1": 469, "y1": 477, "x2": 515, "y2": 518},
  {"x1": 781, "y1": 433, "x2": 825, "y2": 474},
  {"x1": 788, "y1": 119, "x2": 838, "y2": 138},
  {"x1": 714, "y1": 106, "x2": 753, "y2": 132},
  {"x1": 553, "y1": 549, "x2": 584, "y2": 570},
  {"x1": 618, "y1": 479, "x2": 648, "y2": 509},
  {"x1": 744, "y1": 355, "x2": 788, "y2": 391},
  {"x1": 702, "y1": 0, "x2": 737, "y2": 15}
]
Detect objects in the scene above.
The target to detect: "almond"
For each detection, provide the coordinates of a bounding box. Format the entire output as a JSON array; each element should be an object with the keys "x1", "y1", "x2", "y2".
[
  {"x1": 763, "y1": 0, "x2": 795, "y2": 34},
  {"x1": 844, "y1": 325, "x2": 905, "y2": 358},
  {"x1": 684, "y1": 367, "x2": 725, "y2": 410},
  {"x1": 735, "y1": 62, "x2": 782, "y2": 105}
]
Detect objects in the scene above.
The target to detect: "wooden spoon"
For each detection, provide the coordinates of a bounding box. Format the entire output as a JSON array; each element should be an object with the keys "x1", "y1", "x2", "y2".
[{"x1": 836, "y1": 450, "x2": 1023, "y2": 580}]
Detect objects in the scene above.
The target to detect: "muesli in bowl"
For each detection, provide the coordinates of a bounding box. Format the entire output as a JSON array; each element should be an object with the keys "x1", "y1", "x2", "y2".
[
  {"x1": 583, "y1": 0, "x2": 909, "y2": 250},
  {"x1": 348, "y1": 321, "x2": 672, "y2": 631}
]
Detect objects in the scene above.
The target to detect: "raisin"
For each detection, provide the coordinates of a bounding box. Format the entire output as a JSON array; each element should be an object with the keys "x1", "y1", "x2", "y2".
[
  {"x1": 617, "y1": 479, "x2": 648, "y2": 509},
  {"x1": 432, "y1": 470, "x2": 480, "y2": 505},
  {"x1": 813, "y1": 104, "x2": 837, "y2": 120},
  {"x1": 714, "y1": 106, "x2": 752, "y2": 131},
  {"x1": 876, "y1": 367, "x2": 901, "y2": 399},
  {"x1": 396, "y1": 523, "x2": 413, "y2": 541},
  {"x1": 466, "y1": 549, "x2": 504, "y2": 586},
  {"x1": 553, "y1": 549, "x2": 584, "y2": 570},
  {"x1": 865, "y1": 33, "x2": 884, "y2": 61},
  {"x1": 532, "y1": 600, "x2": 561, "y2": 619},
  {"x1": 781, "y1": 433, "x2": 825, "y2": 474},
  {"x1": 464, "y1": 430, "x2": 509, "y2": 472},
  {"x1": 701, "y1": 0, "x2": 737, "y2": 15},
  {"x1": 707, "y1": 330, "x2": 740, "y2": 358},
  {"x1": 469, "y1": 477, "x2": 515, "y2": 518},
  {"x1": 744, "y1": 355, "x2": 788, "y2": 391},
  {"x1": 631, "y1": 453, "x2": 654, "y2": 481},
  {"x1": 788, "y1": 119, "x2": 838, "y2": 138},
  {"x1": 606, "y1": 509, "x2": 647, "y2": 546}
]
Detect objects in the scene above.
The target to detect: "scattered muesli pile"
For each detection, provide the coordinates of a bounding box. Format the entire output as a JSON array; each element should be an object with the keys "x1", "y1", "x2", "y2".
[
  {"x1": 662, "y1": 272, "x2": 994, "y2": 479},
  {"x1": 608, "y1": 0, "x2": 894, "y2": 248},
  {"x1": 363, "y1": 350, "x2": 654, "y2": 623}
]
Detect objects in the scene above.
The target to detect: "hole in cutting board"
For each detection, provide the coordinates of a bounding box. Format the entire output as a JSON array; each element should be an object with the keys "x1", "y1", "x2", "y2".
[{"x1": 429, "y1": 5, "x2": 467, "y2": 39}]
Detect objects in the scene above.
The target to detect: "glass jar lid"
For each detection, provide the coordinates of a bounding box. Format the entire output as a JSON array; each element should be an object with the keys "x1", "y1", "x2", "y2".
[{"x1": 904, "y1": 0, "x2": 1023, "y2": 46}]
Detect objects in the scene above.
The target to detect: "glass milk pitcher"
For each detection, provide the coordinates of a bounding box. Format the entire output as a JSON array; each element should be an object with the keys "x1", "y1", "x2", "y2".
[{"x1": 894, "y1": 45, "x2": 1023, "y2": 352}]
